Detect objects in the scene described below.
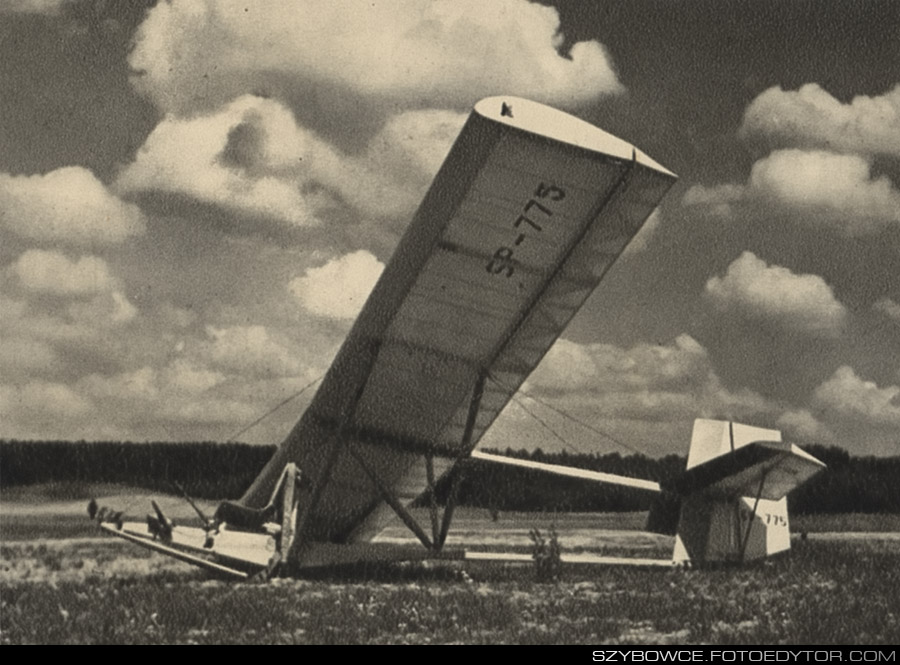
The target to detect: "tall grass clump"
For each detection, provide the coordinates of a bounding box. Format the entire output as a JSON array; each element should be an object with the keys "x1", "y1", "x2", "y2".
[{"x1": 529, "y1": 525, "x2": 561, "y2": 582}]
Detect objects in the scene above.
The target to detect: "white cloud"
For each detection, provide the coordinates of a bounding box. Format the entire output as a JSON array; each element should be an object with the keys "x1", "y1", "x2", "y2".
[
  {"x1": 0, "y1": 338, "x2": 58, "y2": 376},
  {"x1": 684, "y1": 150, "x2": 900, "y2": 235},
  {"x1": 1, "y1": 290, "x2": 136, "y2": 352},
  {"x1": 202, "y1": 324, "x2": 303, "y2": 377},
  {"x1": 11, "y1": 249, "x2": 114, "y2": 296},
  {"x1": 873, "y1": 297, "x2": 900, "y2": 323},
  {"x1": 161, "y1": 359, "x2": 226, "y2": 395},
  {"x1": 740, "y1": 83, "x2": 900, "y2": 157},
  {"x1": 0, "y1": 0, "x2": 67, "y2": 14},
  {"x1": 776, "y1": 409, "x2": 835, "y2": 445},
  {"x1": 330, "y1": 109, "x2": 468, "y2": 220},
  {"x1": 681, "y1": 183, "x2": 743, "y2": 219},
  {"x1": 527, "y1": 334, "x2": 770, "y2": 423},
  {"x1": 158, "y1": 396, "x2": 260, "y2": 427},
  {"x1": 813, "y1": 365, "x2": 900, "y2": 427},
  {"x1": 115, "y1": 95, "x2": 468, "y2": 230},
  {"x1": 527, "y1": 338, "x2": 599, "y2": 393},
  {"x1": 705, "y1": 251, "x2": 847, "y2": 337},
  {"x1": 129, "y1": 0, "x2": 622, "y2": 117},
  {"x1": 0, "y1": 167, "x2": 145, "y2": 245},
  {"x1": 290, "y1": 250, "x2": 385, "y2": 320},
  {"x1": 79, "y1": 367, "x2": 160, "y2": 403},
  {"x1": 67, "y1": 290, "x2": 138, "y2": 325},
  {"x1": 115, "y1": 96, "x2": 318, "y2": 228},
  {"x1": 748, "y1": 150, "x2": 900, "y2": 233},
  {"x1": 0, "y1": 381, "x2": 92, "y2": 421}
]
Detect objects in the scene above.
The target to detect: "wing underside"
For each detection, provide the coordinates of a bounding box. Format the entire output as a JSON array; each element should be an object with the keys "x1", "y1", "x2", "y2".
[{"x1": 242, "y1": 97, "x2": 677, "y2": 543}]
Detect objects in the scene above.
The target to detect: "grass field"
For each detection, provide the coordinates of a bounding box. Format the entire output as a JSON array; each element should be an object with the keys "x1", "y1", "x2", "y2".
[{"x1": 2, "y1": 484, "x2": 899, "y2": 644}]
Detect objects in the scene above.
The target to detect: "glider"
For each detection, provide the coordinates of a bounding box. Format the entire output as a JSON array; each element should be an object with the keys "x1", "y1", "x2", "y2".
[{"x1": 89, "y1": 96, "x2": 823, "y2": 577}]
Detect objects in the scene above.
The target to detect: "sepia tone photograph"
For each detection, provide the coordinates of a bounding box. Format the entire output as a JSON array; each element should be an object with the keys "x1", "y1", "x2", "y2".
[{"x1": 1, "y1": 0, "x2": 899, "y2": 646}]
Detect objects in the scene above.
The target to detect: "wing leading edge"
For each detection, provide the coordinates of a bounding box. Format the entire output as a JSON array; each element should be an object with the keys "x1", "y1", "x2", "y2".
[{"x1": 242, "y1": 96, "x2": 677, "y2": 544}]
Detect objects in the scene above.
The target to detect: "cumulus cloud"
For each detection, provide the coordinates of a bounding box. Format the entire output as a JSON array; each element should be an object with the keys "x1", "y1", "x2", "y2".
[
  {"x1": 526, "y1": 334, "x2": 770, "y2": 423},
  {"x1": 11, "y1": 249, "x2": 114, "y2": 296},
  {"x1": 0, "y1": 289, "x2": 139, "y2": 388},
  {"x1": 684, "y1": 150, "x2": 900, "y2": 235},
  {"x1": 67, "y1": 291, "x2": 138, "y2": 325},
  {"x1": 66, "y1": 355, "x2": 323, "y2": 441},
  {"x1": 290, "y1": 250, "x2": 385, "y2": 320},
  {"x1": 740, "y1": 83, "x2": 900, "y2": 157},
  {"x1": 705, "y1": 252, "x2": 847, "y2": 337},
  {"x1": 129, "y1": 0, "x2": 622, "y2": 118},
  {"x1": 201, "y1": 324, "x2": 303, "y2": 377},
  {"x1": 681, "y1": 183, "x2": 744, "y2": 219},
  {"x1": 873, "y1": 297, "x2": 900, "y2": 323},
  {"x1": 116, "y1": 96, "x2": 318, "y2": 227},
  {"x1": 71, "y1": 364, "x2": 255, "y2": 434},
  {"x1": 749, "y1": 150, "x2": 900, "y2": 232},
  {"x1": 776, "y1": 408, "x2": 835, "y2": 445},
  {"x1": 0, "y1": 167, "x2": 145, "y2": 245},
  {"x1": 0, "y1": 338, "x2": 58, "y2": 377},
  {"x1": 0, "y1": 381, "x2": 92, "y2": 422},
  {"x1": 813, "y1": 365, "x2": 900, "y2": 427},
  {"x1": 79, "y1": 367, "x2": 159, "y2": 403},
  {"x1": 335, "y1": 109, "x2": 468, "y2": 220},
  {"x1": 161, "y1": 359, "x2": 226, "y2": 395},
  {"x1": 0, "y1": 0, "x2": 67, "y2": 14},
  {"x1": 5, "y1": 249, "x2": 137, "y2": 329},
  {"x1": 116, "y1": 95, "x2": 467, "y2": 230}
]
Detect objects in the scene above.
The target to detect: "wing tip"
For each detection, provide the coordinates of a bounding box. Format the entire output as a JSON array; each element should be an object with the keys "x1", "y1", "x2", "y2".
[{"x1": 474, "y1": 96, "x2": 677, "y2": 178}]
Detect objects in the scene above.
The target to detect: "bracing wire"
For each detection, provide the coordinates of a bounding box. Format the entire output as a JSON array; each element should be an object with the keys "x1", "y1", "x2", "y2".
[
  {"x1": 225, "y1": 373, "x2": 324, "y2": 443},
  {"x1": 488, "y1": 373, "x2": 644, "y2": 456},
  {"x1": 509, "y1": 392, "x2": 583, "y2": 455}
]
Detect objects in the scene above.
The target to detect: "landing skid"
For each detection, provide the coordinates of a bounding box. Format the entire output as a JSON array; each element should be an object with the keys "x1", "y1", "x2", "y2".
[{"x1": 100, "y1": 523, "x2": 251, "y2": 579}]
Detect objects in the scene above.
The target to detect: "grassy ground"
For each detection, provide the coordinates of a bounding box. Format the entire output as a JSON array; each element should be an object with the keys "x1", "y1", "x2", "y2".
[
  {"x1": 1, "y1": 537, "x2": 899, "y2": 644},
  {"x1": 2, "y1": 483, "x2": 899, "y2": 644}
]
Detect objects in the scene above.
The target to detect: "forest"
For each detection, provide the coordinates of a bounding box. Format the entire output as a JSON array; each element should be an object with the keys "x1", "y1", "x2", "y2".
[{"x1": 2, "y1": 439, "x2": 899, "y2": 515}]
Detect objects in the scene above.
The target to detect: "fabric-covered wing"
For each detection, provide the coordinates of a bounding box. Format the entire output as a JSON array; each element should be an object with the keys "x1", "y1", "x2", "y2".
[
  {"x1": 470, "y1": 450, "x2": 661, "y2": 493},
  {"x1": 242, "y1": 96, "x2": 677, "y2": 543}
]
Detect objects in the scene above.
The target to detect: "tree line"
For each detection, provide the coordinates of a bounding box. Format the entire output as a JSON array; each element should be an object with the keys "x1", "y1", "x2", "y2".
[
  {"x1": 2, "y1": 439, "x2": 898, "y2": 513},
  {"x1": 0, "y1": 440, "x2": 275, "y2": 500}
]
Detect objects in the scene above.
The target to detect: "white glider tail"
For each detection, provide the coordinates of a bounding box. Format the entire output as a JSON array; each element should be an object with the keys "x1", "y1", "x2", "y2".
[
  {"x1": 472, "y1": 418, "x2": 825, "y2": 567},
  {"x1": 671, "y1": 419, "x2": 825, "y2": 565}
]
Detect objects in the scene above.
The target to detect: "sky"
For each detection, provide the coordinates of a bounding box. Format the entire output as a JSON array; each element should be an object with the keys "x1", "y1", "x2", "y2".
[{"x1": 1, "y1": 0, "x2": 899, "y2": 458}]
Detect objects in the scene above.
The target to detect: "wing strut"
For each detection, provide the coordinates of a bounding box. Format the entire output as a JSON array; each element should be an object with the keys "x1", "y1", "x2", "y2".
[
  {"x1": 438, "y1": 372, "x2": 487, "y2": 549},
  {"x1": 339, "y1": 372, "x2": 489, "y2": 553},
  {"x1": 349, "y1": 444, "x2": 434, "y2": 550},
  {"x1": 738, "y1": 469, "x2": 769, "y2": 563},
  {"x1": 425, "y1": 453, "x2": 441, "y2": 545}
]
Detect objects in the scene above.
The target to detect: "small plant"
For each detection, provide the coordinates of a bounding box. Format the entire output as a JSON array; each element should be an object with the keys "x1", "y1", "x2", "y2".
[{"x1": 529, "y1": 525, "x2": 562, "y2": 582}]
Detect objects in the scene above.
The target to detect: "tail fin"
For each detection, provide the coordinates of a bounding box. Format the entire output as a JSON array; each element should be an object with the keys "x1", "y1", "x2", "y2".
[
  {"x1": 672, "y1": 419, "x2": 822, "y2": 566},
  {"x1": 685, "y1": 418, "x2": 782, "y2": 469}
]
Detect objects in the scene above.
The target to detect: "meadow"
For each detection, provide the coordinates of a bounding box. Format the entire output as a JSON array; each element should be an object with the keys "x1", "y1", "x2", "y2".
[{"x1": 2, "y1": 486, "x2": 899, "y2": 644}]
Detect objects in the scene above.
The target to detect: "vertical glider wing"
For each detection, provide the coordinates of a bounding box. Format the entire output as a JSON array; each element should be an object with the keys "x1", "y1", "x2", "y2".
[{"x1": 240, "y1": 96, "x2": 677, "y2": 550}]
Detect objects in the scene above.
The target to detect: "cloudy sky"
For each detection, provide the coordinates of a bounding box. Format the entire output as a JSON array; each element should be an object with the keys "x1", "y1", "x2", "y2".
[{"x1": 1, "y1": 0, "x2": 898, "y2": 457}]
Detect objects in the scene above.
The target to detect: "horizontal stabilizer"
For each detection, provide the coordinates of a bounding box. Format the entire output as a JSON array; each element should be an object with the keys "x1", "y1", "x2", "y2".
[
  {"x1": 470, "y1": 450, "x2": 661, "y2": 492},
  {"x1": 673, "y1": 441, "x2": 825, "y2": 501}
]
